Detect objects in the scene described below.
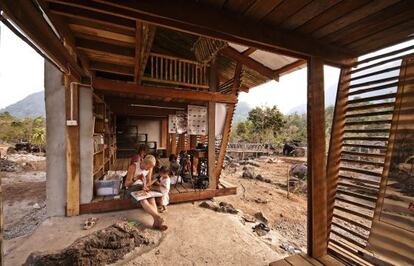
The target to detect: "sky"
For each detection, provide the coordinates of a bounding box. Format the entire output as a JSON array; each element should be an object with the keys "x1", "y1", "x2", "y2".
[
  {"x1": 238, "y1": 66, "x2": 340, "y2": 113},
  {"x1": 0, "y1": 23, "x2": 44, "y2": 109}
]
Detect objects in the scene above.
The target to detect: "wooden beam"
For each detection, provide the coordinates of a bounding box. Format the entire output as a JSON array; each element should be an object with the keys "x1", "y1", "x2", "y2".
[
  {"x1": 64, "y1": 75, "x2": 80, "y2": 216},
  {"x1": 307, "y1": 57, "x2": 327, "y2": 258},
  {"x1": 242, "y1": 47, "x2": 257, "y2": 56},
  {"x1": 90, "y1": 61, "x2": 134, "y2": 76},
  {"x1": 47, "y1": 1, "x2": 136, "y2": 30},
  {"x1": 92, "y1": 78, "x2": 237, "y2": 104},
  {"x1": 1, "y1": 0, "x2": 86, "y2": 80},
  {"x1": 109, "y1": 103, "x2": 176, "y2": 117},
  {"x1": 88, "y1": 0, "x2": 355, "y2": 66},
  {"x1": 274, "y1": 59, "x2": 307, "y2": 77},
  {"x1": 325, "y1": 67, "x2": 351, "y2": 241},
  {"x1": 221, "y1": 47, "x2": 278, "y2": 80},
  {"x1": 134, "y1": 21, "x2": 142, "y2": 83},
  {"x1": 37, "y1": 0, "x2": 91, "y2": 75}
]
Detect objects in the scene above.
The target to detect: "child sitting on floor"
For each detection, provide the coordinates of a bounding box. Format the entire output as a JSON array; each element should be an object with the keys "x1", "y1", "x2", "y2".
[{"x1": 155, "y1": 166, "x2": 171, "y2": 213}]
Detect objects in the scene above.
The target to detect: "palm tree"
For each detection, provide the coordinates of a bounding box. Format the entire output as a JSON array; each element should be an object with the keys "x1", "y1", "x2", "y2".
[{"x1": 32, "y1": 128, "x2": 46, "y2": 152}]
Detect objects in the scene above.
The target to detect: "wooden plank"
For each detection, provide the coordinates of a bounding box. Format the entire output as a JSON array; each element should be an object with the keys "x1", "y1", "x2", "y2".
[
  {"x1": 263, "y1": 0, "x2": 312, "y2": 26},
  {"x1": 326, "y1": 67, "x2": 351, "y2": 242},
  {"x1": 82, "y1": 0, "x2": 354, "y2": 65},
  {"x1": 274, "y1": 59, "x2": 306, "y2": 77},
  {"x1": 93, "y1": 78, "x2": 237, "y2": 104},
  {"x1": 285, "y1": 254, "x2": 314, "y2": 266},
  {"x1": 269, "y1": 259, "x2": 291, "y2": 266},
  {"x1": 281, "y1": 0, "x2": 342, "y2": 30},
  {"x1": 307, "y1": 57, "x2": 327, "y2": 258},
  {"x1": 134, "y1": 21, "x2": 142, "y2": 83},
  {"x1": 69, "y1": 24, "x2": 135, "y2": 44},
  {"x1": 311, "y1": 0, "x2": 400, "y2": 39},
  {"x1": 75, "y1": 37, "x2": 135, "y2": 57},
  {"x1": 220, "y1": 47, "x2": 278, "y2": 80},
  {"x1": 296, "y1": 0, "x2": 371, "y2": 34},
  {"x1": 64, "y1": 75, "x2": 80, "y2": 216},
  {"x1": 1, "y1": 0, "x2": 85, "y2": 80},
  {"x1": 47, "y1": 1, "x2": 136, "y2": 30},
  {"x1": 78, "y1": 47, "x2": 135, "y2": 66},
  {"x1": 79, "y1": 186, "x2": 236, "y2": 214}
]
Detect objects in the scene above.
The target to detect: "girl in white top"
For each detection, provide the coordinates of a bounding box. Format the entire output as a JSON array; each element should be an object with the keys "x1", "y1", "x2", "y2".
[
  {"x1": 157, "y1": 166, "x2": 171, "y2": 213},
  {"x1": 125, "y1": 155, "x2": 168, "y2": 231}
]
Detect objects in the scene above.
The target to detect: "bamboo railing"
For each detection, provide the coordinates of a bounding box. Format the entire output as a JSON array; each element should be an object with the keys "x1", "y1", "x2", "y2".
[{"x1": 142, "y1": 53, "x2": 209, "y2": 89}]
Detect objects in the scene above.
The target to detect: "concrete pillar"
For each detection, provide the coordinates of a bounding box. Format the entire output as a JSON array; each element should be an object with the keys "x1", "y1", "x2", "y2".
[
  {"x1": 45, "y1": 61, "x2": 67, "y2": 216},
  {"x1": 79, "y1": 88, "x2": 94, "y2": 204}
]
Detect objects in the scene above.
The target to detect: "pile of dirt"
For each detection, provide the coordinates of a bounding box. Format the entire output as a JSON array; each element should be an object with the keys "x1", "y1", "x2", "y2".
[{"x1": 23, "y1": 222, "x2": 156, "y2": 266}]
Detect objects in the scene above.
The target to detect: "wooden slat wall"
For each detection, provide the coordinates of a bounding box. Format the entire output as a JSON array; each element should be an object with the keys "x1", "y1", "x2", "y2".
[
  {"x1": 326, "y1": 67, "x2": 351, "y2": 237},
  {"x1": 367, "y1": 55, "x2": 414, "y2": 266},
  {"x1": 326, "y1": 44, "x2": 414, "y2": 265}
]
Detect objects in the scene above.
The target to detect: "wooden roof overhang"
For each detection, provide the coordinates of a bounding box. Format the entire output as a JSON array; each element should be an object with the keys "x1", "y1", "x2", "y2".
[{"x1": 3, "y1": 0, "x2": 414, "y2": 91}]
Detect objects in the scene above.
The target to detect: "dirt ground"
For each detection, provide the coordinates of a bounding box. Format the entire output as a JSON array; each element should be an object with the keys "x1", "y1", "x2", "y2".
[
  {"x1": 1, "y1": 154, "x2": 47, "y2": 240},
  {"x1": 221, "y1": 155, "x2": 308, "y2": 251},
  {"x1": 2, "y1": 153, "x2": 307, "y2": 265}
]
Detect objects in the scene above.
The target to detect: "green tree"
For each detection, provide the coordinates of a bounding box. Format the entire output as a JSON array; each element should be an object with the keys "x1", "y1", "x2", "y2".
[{"x1": 247, "y1": 106, "x2": 285, "y2": 141}]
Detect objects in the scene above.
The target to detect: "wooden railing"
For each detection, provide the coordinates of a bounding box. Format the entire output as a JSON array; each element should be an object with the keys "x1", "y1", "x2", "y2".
[{"x1": 142, "y1": 53, "x2": 209, "y2": 89}]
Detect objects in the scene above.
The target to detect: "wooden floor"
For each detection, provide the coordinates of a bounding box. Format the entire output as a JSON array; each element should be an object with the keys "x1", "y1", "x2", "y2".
[
  {"x1": 81, "y1": 158, "x2": 237, "y2": 214},
  {"x1": 270, "y1": 254, "x2": 343, "y2": 266}
]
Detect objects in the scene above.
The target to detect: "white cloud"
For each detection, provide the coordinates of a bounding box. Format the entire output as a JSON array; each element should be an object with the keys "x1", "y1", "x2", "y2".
[{"x1": 0, "y1": 23, "x2": 44, "y2": 108}]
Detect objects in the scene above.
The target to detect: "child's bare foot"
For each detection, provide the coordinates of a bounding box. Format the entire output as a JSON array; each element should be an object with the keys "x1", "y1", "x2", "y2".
[{"x1": 160, "y1": 206, "x2": 167, "y2": 213}]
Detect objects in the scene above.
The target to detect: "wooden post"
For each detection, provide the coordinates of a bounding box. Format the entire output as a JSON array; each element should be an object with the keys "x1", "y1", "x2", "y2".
[
  {"x1": 215, "y1": 63, "x2": 242, "y2": 182},
  {"x1": 307, "y1": 57, "x2": 327, "y2": 258},
  {"x1": 170, "y1": 133, "x2": 177, "y2": 156},
  {"x1": 326, "y1": 67, "x2": 351, "y2": 237},
  {"x1": 190, "y1": 135, "x2": 198, "y2": 149},
  {"x1": 208, "y1": 59, "x2": 218, "y2": 189},
  {"x1": 64, "y1": 75, "x2": 80, "y2": 216},
  {"x1": 160, "y1": 118, "x2": 168, "y2": 149}
]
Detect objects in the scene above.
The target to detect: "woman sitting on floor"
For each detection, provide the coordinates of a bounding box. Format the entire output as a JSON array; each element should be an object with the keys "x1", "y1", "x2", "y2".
[
  {"x1": 125, "y1": 154, "x2": 168, "y2": 231},
  {"x1": 130, "y1": 144, "x2": 149, "y2": 164}
]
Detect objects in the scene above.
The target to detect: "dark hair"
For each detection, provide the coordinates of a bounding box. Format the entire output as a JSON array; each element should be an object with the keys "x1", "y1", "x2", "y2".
[
  {"x1": 159, "y1": 166, "x2": 169, "y2": 175},
  {"x1": 137, "y1": 144, "x2": 149, "y2": 154},
  {"x1": 169, "y1": 154, "x2": 177, "y2": 162}
]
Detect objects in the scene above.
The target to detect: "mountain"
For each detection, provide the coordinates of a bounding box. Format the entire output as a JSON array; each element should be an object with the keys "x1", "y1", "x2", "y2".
[
  {"x1": 233, "y1": 101, "x2": 252, "y2": 123},
  {"x1": 0, "y1": 91, "x2": 45, "y2": 118},
  {"x1": 288, "y1": 83, "x2": 337, "y2": 114}
]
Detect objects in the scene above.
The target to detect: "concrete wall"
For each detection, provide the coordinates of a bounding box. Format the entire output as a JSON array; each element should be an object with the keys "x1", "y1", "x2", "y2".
[
  {"x1": 45, "y1": 61, "x2": 67, "y2": 216},
  {"x1": 79, "y1": 88, "x2": 94, "y2": 204},
  {"x1": 136, "y1": 119, "x2": 161, "y2": 144}
]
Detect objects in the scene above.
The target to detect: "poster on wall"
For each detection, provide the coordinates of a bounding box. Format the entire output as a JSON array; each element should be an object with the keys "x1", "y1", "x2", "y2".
[
  {"x1": 187, "y1": 105, "x2": 207, "y2": 135},
  {"x1": 168, "y1": 114, "x2": 177, "y2": 133},
  {"x1": 176, "y1": 111, "x2": 188, "y2": 134}
]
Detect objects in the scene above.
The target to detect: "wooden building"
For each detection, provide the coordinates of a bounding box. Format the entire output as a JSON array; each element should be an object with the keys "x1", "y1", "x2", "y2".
[{"x1": 1, "y1": 1, "x2": 414, "y2": 265}]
